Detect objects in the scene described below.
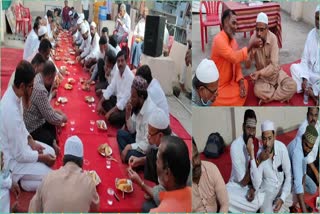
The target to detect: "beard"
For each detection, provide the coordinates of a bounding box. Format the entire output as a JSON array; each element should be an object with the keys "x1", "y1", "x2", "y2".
[
  {"x1": 132, "y1": 105, "x2": 141, "y2": 115},
  {"x1": 243, "y1": 133, "x2": 254, "y2": 144}
]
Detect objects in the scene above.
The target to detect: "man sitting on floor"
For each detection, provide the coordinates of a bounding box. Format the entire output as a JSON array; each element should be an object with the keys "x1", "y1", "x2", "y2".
[
  {"x1": 23, "y1": 16, "x2": 42, "y2": 60},
  {"x1": 83, "y1": 21, "x2": 100, "y2": 69},
  {"x1": 117, "y1": 76, "x2": 156, "y2": 163},
  {"x1": 76, "y1": 23, "x2": 92, "y2": 65},
  {"x1": 130, "y1": 7, "x2": 148, "y2": 68},
  {"x1": 287, "y1": 125, "x2": 318, "y2": 212},
  {"x1": 246, "y1": 12, "x2": 297, "y2": 105},
  {"x1": 295, "y1": 107, "x2": 319, "y2": 186},
  {"x1": 290, "y1": 6, "x2": 320, "y2": 105},
  {"x1": 97, "y1": 50, "x2": 134, "y2": 127},
  {"x1": 227, "y1": 109, "x2": 264, "y2": 213},
  {"x1": 114, "y1": 4, "x2": 131, "y2": 44},
  {"x1": 211, "y1": 9, "x2": 262, "y2": 106},
  {"x1": 136, "y1": 65, "x2": 169, "y2": 117},
  {"x1": 0, "y1": 61, "x2": 56, "y2": 192},
  {"x1": 24, "y1": 61, "x2": 68, "y2": 155},
  {"x1": 250, "y1": 120, "x2": 293, "y2": 212},
  {"x1": 128, "y1": 136, "x2": 191, "y2": 212},
  {"x1": 29, "y1": 136, "x2": 100, "y2": 212}
]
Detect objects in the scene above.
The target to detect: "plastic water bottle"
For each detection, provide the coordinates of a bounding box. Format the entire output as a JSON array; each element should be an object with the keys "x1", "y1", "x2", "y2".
[{"x1": 303, "y1": 82, "x2": 309, "y2": 105}]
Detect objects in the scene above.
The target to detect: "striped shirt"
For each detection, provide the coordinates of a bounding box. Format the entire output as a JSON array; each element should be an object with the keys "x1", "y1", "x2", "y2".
[{"x1": 24, "y1": 73, "x2": 64, "y2": 133}]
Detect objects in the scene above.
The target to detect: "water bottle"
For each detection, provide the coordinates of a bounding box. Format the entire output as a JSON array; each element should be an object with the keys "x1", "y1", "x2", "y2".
[{"x1": 303, "y1": 81, "x2": 309, "y2": 105}]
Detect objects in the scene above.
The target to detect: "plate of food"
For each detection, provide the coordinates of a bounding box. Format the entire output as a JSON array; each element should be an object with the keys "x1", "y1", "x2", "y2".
[
  {"x1": 70, "y1": 51, "x2": 76, "y2": 55},
  {"x1": 64, "y1": 83, "x2": 73, "y2": 90},
  {"x1": 68, "y1": 78, "x2": 76, "y2": 84},
  {"x1": 57, "y1": 97, "x2": 68, "y2": 103},
  {"x1": 97, "y1": 143, "x2": 112, "y2": 156},
  {"x1": 115, "y1": 178, "x2": 133, "y2": 193},
  {"x1": 55, "y1": 57, "x2": 61, "y2": 61},
  {"x1": 82, "y1": 84, "x2": 90, "y2": 91},
  {"x1": 86, "y1": 170, "x2": 101, "y2": 186},
  {"x1": 96, "y1": 120, "x2": 107, "y2": 130},
  {"x1": 67, "y1": 60, "x2": 75, "y2": 65},
  {"x1": 60, "y1": 66, "x2": 67, "y2": 72},
  {"x1": 85, "y1": 96, "x2": 95, "y2": 103}
]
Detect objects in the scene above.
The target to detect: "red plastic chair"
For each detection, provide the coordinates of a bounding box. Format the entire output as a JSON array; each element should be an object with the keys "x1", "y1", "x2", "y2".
[
  {"x1": 20, "y1": 4, "x2": 32, "y2": 34},
  {"x1": 14, "y1": 4, "x2": 30, "y2": 37},
  {"x1": 199, "y1": 0, "x2": 221, "y2": 52}
]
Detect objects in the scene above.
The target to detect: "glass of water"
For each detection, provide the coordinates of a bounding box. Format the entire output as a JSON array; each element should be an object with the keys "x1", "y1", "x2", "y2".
[
  {"x1": 70, "y1": 120, "x2": 75, "y2": 132},
  {"x1": 106, "y1": 160, "x2": 111, "y2": 169},
  {"x1": 90, "y1": 120, "x2": 95, "y2": 132},
  {"x1": 107, "y1": 188, "x2": 114, "y2": 206}
]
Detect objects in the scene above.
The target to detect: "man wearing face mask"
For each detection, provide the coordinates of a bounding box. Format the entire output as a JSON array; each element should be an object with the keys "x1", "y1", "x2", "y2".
[
  {"x1": 246, "y1": 12, "x2": 297, "y2": 105},
  {"x1": 211, "y1": 9, "x2": 262, "y2": 106},
  {"x1": 117, "y1": 76, "x2": 156, "y2": 163},
  {"x1": 0, "y1": 61, "x2": 56, "y2": 192},
  {"x1": 192, "y1": 58, "x2": 219, "y2": 106},
  {"x1": 227, "y1": 109, "x2": 264, "y2": 213},
  {"x1": 24, "y1": 61, "x2": 68, "y2": 156},
  {"x1": 287, "y1": 125, "x2": 318, "y2": 213},
  {"x1": 249, "y1": 120, "x2": 292, "y2": 213},
  {"x1": 295, "y1": 107, "x2": 319, "y2": 186},
  {"x1": 290, "y1": 6, "x2": 320, "y2": 105}
]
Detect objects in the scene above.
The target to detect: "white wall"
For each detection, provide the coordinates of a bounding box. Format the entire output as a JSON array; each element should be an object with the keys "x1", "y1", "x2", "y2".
[
  {"x1": 193, "y1": 107, "x2": 308, "y2": 152},
  {"x1": 23, "y1": 0, "x2": 81, "y2": 16},
  {"x1": 280, "y1": 2, "x2": 318, "y2": 25}
]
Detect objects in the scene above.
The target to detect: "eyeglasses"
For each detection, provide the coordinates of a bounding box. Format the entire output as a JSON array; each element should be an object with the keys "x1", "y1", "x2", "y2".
[
  {"x1": 148, "y1": 131, "x2": 160, "y2": 137},
  {"x1": 256, "y1": 27, "x2": 266, "y2": 32},
  {"x1": 204, "y1": 86, "x2": 218, "y2": 95}
]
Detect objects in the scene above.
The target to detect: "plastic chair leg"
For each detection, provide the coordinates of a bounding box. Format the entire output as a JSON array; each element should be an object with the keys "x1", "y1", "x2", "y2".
[{"x1": 200, "y1": 26, "x2": 205, "y2": 52}]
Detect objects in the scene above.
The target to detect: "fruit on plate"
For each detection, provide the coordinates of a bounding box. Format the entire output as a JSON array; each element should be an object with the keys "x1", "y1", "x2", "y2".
[
  {"x1": 68, "y1": 78, "x2": 76, "y2": 84},
  {"x1": 64, "y1": 83, "x2": 73, "y2": 90},
  {"x1": 116, "y1": 179, "x2": 133, "y2": 192},
  {"x1": 97, "y1": 143, "x2": 112, "y2": 156},
  {"x1": 85, "y1": 96, "x2": 95, "y2": 103},
  {"x1": 96, "y1": 120, "x2": 107, "y2": 130}
]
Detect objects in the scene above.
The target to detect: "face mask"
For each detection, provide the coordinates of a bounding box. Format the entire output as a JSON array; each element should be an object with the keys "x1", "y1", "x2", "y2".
[{"x1": 201, "y1": 98, "x2": 213, "y2": 106}]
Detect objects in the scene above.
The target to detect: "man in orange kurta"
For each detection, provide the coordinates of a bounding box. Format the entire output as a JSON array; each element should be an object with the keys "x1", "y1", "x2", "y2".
[{"x1": 211, "y1": 9, "x2": 262, "y2": 106}]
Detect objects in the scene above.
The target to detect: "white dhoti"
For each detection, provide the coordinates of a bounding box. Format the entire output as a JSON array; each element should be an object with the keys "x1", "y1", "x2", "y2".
[
  {"x1": 260, "y1": 187, "x2": 293, "y2": 213},
  {"x1": 11, "y1": 142, "x2": 54, "y2": 192},
  {"x1": 290, "y1": 63, "x2": 320, "y2": 96},
  {"x1": 0, "y1": 173, "x2": 12, "y2": 213},
  {"x1": 227, "y1": 182, "x2": 264, "y2": 213}
]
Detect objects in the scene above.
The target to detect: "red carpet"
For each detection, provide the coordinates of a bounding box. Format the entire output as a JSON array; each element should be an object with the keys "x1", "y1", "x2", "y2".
[
  {"x1": 7, "y1": 34, "x2": 191, "y2": 212},
  {"x1": 244, "y1": 59, "x2": 317, "y2": 106},
  {"x1": 201, "y1": 129, "x2": 318, "y2": 210},
  {"x1": 0, "y1": 48, "x2": 24, "y2": 97}
]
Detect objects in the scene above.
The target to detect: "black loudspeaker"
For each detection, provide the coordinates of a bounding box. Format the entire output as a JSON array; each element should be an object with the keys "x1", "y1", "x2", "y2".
[{"x1": 143, "y1": 15, "x2": 165, "y2": 57}]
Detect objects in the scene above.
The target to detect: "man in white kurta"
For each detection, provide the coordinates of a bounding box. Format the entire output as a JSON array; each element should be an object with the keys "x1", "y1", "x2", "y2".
[
  {"x1": 249, "y1": 120, "x2": 292, "y2": 213},
  {"x1": 23, "y1": 18, "x2": 41, "y2": 60},
  {"x1": 131, "y1": 7, "x2": 148, "y2": 68},
  {"x1": 290, "y1": 6, "x2": 320, "y2": 104},
  {"x1": 76, "y1": 23, "x2": 92, "y2": 63},
  {"x1": 227, "y1": 110, "x2": 264, "y2": 213},
  {"x1": 0, "y1": 61, "x2": 56, "y2": 192},
  {"x1": 114, "y1": 4, "x2": 131, "y2": 44},
  {"x1": 295, "y1": 107, "x2": 319, "y2": 185},
  {"x1": 84, "y1": 21, "x2": 100, "y2": 67}
]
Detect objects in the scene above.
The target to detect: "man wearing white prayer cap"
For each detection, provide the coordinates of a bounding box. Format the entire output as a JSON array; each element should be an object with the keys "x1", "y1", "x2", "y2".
[
  {"x1": 290, "y1": 5, "x2": 320, "y2": 105},
  {"x1": 82, "y1": 21, "x2": 101, "y2": 68},
  {"x1": 23, "y1": 17, "x2": 44, "y2": 60},
  {"x1": 29, "y1": 135, "x2": 100, "y2": 212},
  {"x1": 76, "y1": 22, "x2": 92, "y2": 63},
  {"x1": 246, "y1": 12, "x2": 297, "y2": 105},
  {"x1": 192, "y1": 58, "x2": 219, "y2": 106},
  {"x1": 251, "y1": 120, "x2": 293, "y2": 213},
  {"x1": 127, "y1": 108, "x2": 171, "y2": 171}
]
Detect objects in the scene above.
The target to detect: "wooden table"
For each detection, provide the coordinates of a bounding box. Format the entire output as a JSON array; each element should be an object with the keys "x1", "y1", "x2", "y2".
[{"x1": 222, "y1": 2, "x2": 282, "y2": 48}]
